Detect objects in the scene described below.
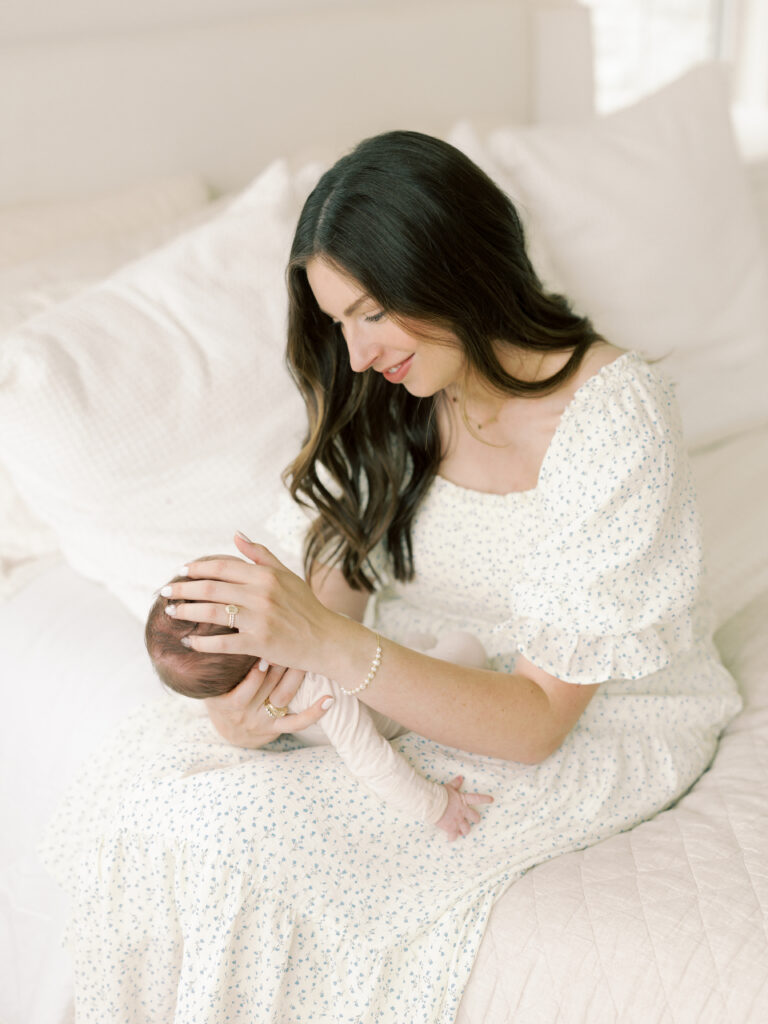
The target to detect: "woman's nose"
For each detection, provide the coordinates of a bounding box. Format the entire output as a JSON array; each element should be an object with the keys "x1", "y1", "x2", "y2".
[{"x1": 344, "y1": 326, "x2": 380, "y2": 373}]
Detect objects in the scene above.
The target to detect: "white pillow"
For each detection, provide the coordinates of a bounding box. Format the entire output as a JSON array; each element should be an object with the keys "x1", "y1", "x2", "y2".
[
  {"x1": 447, "y1": 121, "x2": 562, "y2": 293},
  {"x1": 0, "y1": 198, "x2": 227, "y2": 337},
  {"x1": 0, "y1": 160, "x2": 315, "y2": 618},
  {"x1": 478, "y1": 64, "x2": 768, "y2": 449},
  {"x1": 0, "y1": 178, "x2": 217, "y2": 600}
]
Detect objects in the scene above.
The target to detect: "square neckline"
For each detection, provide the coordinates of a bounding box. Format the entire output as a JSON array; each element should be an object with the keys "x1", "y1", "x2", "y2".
[{"x1": 434, "y1": 350, "x2": 640, "y2": 500}]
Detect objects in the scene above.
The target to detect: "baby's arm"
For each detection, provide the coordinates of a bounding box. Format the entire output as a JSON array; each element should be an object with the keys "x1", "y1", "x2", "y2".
[{"x1": 292, "y1": 673, "x2": 492, "y2": 838}]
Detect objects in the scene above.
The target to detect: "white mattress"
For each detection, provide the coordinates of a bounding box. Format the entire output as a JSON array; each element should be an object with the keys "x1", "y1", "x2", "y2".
[{"x1": 2, "y1": 425, "x2": 768, "y2": 1024}]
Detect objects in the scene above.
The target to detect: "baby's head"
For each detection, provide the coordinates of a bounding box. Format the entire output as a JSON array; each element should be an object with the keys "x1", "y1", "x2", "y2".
[{"x1": 145, "y1": 555, "x2": 258, "y2": 699}]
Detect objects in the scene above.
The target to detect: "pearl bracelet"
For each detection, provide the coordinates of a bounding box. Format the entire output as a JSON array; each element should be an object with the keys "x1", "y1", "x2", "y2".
[{"x1": 339, "y1": 633, "x2": 382, "y2": 696}]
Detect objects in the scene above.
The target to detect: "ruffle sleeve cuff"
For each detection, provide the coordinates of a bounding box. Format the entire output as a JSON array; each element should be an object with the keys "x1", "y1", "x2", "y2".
[{"x1": 493, "y1": 609, "x2": 698, "y2": 685}]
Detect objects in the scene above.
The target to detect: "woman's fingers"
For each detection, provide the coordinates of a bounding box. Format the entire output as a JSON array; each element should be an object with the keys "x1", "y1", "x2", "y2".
[
  {"x1": 266, "y1": 667, "x2": 307, "y2": 708},
  {"x1": 211, "y1": 659, "x2": 267, "y2": 711},
  {"x1": 165, "y1": 600, "x2": 237, "y2": 627},
  {"x1": 162, "y1": 580, "x2": 246, "y2": 606},
  {"x1": 177, "y1": 630, "x2": 260, "y2": 655},
  {"x1": 281, "y1": 696, "x2": 334, "y2": 734},
  {"x1": 181, "y1": 556, "x2": 255, "y2": 584},
  {"x1": 233, "y1": 534, "x2": 285, "y2": 570}
]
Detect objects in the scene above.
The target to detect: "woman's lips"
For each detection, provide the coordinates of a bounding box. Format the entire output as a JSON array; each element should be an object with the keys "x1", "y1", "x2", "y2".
[{"x1": 381, "y1": 354, "x2": 414, "y2": 383}]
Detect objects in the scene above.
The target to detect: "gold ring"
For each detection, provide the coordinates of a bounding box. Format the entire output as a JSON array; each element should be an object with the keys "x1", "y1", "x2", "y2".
[
  {"x1": 264, "y1": 698, "x2": 289, "y2": 719},
  {"x1": 225, "y1": 604, "x2": 239, "y2": 629}
]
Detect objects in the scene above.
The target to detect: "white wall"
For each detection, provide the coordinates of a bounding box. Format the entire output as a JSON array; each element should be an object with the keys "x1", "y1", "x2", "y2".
[
  {"x1": 0, "y1": 0, "x2": 595, "y2": 203},
  {"x1": 0, "y1": 0, "x2": 357, "y2": 41}
]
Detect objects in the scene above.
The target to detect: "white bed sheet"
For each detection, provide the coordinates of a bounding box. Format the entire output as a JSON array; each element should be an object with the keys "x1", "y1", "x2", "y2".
[
  {"x1": 0, "y1": 563, "x2": 160, "y2": 1024},
  {"x1": 1, "y1": 426, "x2": 767, "y2": 1024}
]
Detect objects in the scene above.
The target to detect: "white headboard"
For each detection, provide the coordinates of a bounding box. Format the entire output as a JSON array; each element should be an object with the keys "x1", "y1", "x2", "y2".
[{"x1": 0, "y1": 0, "x2": 593, "y2": 204}]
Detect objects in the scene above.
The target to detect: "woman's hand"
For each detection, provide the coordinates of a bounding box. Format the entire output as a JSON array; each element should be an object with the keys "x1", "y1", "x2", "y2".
[
  {"x1": 205, "y1": 661, "x2": 333, "y2": 748},
  {"x1": 435, "y1": 776, "x2": 494, "y2": 841},
  {"x1": 162, "y1": 534, "x2": 338, "y2": 673}
]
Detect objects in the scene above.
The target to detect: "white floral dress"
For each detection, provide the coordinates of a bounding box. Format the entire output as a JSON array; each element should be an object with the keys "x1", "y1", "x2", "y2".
[{"x1": 41, "y1": 352, "x2": 741, "y2": 1024}]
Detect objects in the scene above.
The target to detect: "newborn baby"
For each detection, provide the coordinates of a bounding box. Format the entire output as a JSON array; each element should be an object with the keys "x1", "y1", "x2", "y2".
[{"x1": 145, "y1": 557, "x2": 491, "y2": 839}]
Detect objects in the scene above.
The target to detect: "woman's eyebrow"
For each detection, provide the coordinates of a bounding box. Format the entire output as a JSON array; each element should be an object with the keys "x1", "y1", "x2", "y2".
[
  {"x1": 344, "y1": 295, "x2": 370, "y2": 317},
  {"x1": 317, "y1": 294, "x2": 371, "y2": 319}
]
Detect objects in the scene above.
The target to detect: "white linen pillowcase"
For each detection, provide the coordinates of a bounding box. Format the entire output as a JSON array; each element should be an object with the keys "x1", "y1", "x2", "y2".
[
  {"x1": 0, "y1": 175, "x2": 215, "y2": 599},
  {"x1": 447, "y1": 121, "x2": 562, "y2": 294},
  {"x1": 0, "y1": 160, "x2": 315, "y2": 618},
  {"x1": 476, "y1": 63, "x2": 768, "y2": 449}
]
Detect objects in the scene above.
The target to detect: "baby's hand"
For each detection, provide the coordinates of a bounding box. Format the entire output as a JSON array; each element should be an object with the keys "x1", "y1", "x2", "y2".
[{"x1": 436, "y1": 775, "x2": 493, "y2": 841}]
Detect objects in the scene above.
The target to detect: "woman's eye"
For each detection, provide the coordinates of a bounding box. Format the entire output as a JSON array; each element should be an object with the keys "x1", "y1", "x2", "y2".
[{"x1": 364, "y1": 311, "x2": 386, "y2": 323}]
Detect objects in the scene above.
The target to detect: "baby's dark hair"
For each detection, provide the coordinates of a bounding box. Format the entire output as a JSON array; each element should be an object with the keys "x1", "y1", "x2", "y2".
[{"x1": 145, "y1": 556, "x2": 258, "y2": 699}]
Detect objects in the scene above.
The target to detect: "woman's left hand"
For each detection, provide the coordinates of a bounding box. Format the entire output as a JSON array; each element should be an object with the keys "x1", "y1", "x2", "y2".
[
  {"x1": 162, "y1": 533, "x2": 336, "y2": 672},
  {"x1": 204, "y1": 662, "x2": 333, "y2": 748}
]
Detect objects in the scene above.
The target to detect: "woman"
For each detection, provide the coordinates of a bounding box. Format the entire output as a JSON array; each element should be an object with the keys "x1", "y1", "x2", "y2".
[{"x1": 50, "y1": 132, "x2": 741, "y2": 1022}]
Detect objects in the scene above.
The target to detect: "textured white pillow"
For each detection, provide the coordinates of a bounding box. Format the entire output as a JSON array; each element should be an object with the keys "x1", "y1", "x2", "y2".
[
  {"x1": 0, "y1": 161, "x2": 314, "y2": 617},
  {"x1": 482, "y1": 64, "x2": 768, "y2": 449},
  {"x1": 0, "y1": 198, "x2": 227, "y2": 337},
  {"x1": 0, "y1": 178, "x2": 217, "y2": 600},
  {"x1": 447, "y1": 121, "x2": 562, "y2": 293}
]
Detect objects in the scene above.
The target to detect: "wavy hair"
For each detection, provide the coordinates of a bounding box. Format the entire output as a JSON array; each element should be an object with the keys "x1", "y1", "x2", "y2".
[{"x1": 284, "y1": 130, "x2": 601, "y2": 591}]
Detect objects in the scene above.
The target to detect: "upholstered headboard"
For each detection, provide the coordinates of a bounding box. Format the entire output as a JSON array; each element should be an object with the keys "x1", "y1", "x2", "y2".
[{"x1": 0, "y1": 0, "x2": 594, "y2": 204}]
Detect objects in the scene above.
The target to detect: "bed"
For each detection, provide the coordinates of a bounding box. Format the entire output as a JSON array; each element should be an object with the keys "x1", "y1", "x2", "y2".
[{"x1": 1, "y1": 2, "x2": 767, "y2": 1021}]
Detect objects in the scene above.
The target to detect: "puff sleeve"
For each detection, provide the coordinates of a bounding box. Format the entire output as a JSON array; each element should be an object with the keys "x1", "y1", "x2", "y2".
[{"x1": 494, "y1": 358, "x2": 704, "y2": 684}]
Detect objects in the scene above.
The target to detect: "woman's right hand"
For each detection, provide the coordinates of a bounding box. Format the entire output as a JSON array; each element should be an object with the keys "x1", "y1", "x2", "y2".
[{"x1": 204, "y1": 661, "x2": 333, "y2": 748}]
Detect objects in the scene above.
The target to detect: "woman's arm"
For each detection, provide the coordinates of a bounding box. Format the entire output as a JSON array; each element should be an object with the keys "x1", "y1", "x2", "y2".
[
  {"x1": 293, "y1": 549, "x2": 598, "y2": 763},
  {"x1": 316, "y1": 615, "x2": 597, "y2": 764},
  {"x1": 168, "y1": 538, "x2": 598, "y2": 763},
  {"x1": 309, "y1": 562, "x2": 369, "y2": 621}
]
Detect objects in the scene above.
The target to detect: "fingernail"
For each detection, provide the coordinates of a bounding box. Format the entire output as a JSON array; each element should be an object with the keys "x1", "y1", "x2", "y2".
[
  {"x1": 160, "y1": 585, "x2": 173, "y2": 597},
  {"x1": 164, "y1": 604, "x2": 176, "y2": 616},
  {"x1": 236, "y1": 530, "x2": 253, "y2": 543},
  {"x1": 177, "y1": 566, "x2": 189, "y2": 577},
  {"x1": 180, "y1": 636, "x2": 192, "y2": 647},
  {"x1": 258, "y1": 658, "x2": 269, "y2": 672},
  {"x1": 321, "y1": 697, "x2": 335, "y2": 710}
]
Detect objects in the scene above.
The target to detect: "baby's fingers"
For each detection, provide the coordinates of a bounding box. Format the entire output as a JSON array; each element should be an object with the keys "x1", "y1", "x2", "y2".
[
  {"x1": 463, "y1": 805, "x2": 482, "y2": 826},
  {"x1": 463, "y1": 791, "x2": 494, "y2": 806}
]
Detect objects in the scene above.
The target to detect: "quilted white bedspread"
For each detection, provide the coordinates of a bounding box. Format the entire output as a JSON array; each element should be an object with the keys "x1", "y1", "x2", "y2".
[{"x1": 458, "y1": 590, "x2": 768, "y2": 1023}]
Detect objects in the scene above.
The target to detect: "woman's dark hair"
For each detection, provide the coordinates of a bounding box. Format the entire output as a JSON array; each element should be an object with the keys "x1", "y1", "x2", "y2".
[{"x1": 285, "y1": 130, "x2": 601, "y2": 591}]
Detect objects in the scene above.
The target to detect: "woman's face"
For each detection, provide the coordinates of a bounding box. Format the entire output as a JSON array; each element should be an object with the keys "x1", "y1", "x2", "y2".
[{"x1": 305, "y1": 258, "x2": 466, "y2": 398}]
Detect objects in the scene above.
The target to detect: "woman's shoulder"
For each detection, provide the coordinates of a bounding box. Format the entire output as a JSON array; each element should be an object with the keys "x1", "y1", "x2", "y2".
[
  {"x1": 539, "y1": 346, "x2": 688, "y2": 512},
  {"x1": 559, "y1": 345, "x2": 680, "y2": 444}
]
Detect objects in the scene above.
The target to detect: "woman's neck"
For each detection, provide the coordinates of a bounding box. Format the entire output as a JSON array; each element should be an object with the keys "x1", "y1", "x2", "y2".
[{"x1": 449, "y1": 345, "x2": 573, "y2": 427}]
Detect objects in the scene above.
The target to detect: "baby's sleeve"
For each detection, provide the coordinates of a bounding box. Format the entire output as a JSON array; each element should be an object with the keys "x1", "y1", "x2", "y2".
[
  {"x1": 494, "y1": 363, "x2": 704, "y2": 685},
  {"x1": 293, "y1": 673, "x2": 448, "y2": 825}
]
